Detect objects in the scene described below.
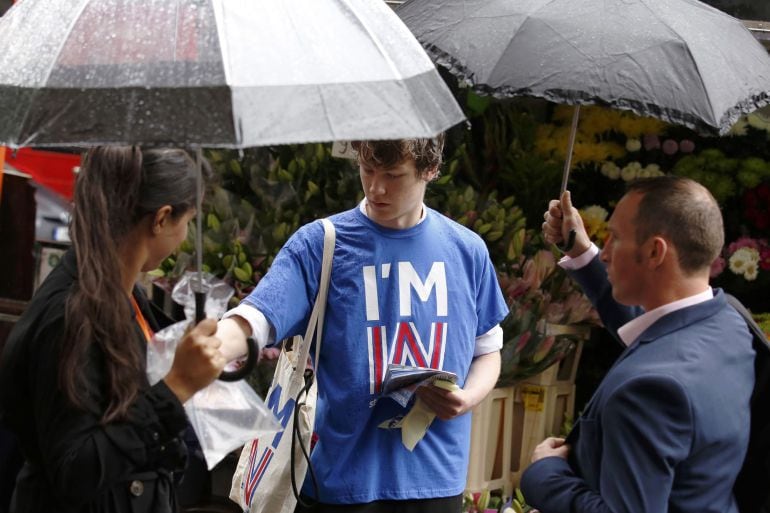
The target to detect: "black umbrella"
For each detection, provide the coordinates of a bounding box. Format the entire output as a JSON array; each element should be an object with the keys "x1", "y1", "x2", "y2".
[{"x1": 399, "y1": 0, "x2": 770, "y2": 246}]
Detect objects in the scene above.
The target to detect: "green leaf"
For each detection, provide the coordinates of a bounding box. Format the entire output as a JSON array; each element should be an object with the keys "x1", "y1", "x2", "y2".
[
  {"x1": 466, "y1": 90, "x2": 491, "y2": 116},
  {"x1": 486, "y1": 230, "x2": 503, "y2": 242},
  {"x1": 229, "y1": 159, "x2": 242, "y2": 176},
  {"x1": 233, "y1": 267, "x2": 250, "y2": 282},
  {"x1": 207, "y1": 213, "x2": 221, "y2": 231}
]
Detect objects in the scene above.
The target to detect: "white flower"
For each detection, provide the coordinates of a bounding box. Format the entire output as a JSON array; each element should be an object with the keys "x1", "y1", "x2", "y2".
[
  {"x1": 744, "y1": 262, "x2": 759, "y2": 281},
  {"x1": 645, "y1": 164, "x2": 663, "y2": 177},
  {"x1": 729, "y1": 247, "x2": 760, "y2": 275},
  {"x1": 600, "y1": 161, "x2": 620, "y2": 179},
  {"x1": 625, "y1": 138, "x2": 642, "y2": 152},
  {"x1": 581, "y1": 205, "x2": 609, "y2": 223},
  {"x1": 621, "y1": 162, "x2": 642, "y2": 182}
]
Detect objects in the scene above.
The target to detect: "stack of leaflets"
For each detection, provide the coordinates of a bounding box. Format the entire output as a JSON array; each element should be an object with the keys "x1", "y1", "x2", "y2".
[{"x1": 372, "y1": 364, "x2": 458, "y2": 408}]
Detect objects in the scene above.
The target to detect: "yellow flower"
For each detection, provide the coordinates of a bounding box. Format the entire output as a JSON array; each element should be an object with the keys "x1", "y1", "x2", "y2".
[
  {"x1": 580, "y1": 205, "x2": 609, "y2": 243},
  {"x1": 730, "y1": 118, "x2": 749, "y2": 136}
]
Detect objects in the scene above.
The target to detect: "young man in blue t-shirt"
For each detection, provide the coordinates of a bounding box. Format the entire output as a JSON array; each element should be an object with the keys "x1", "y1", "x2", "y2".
[{"x1": 218, "y1": 136, "x2": 508, "y2": 513}]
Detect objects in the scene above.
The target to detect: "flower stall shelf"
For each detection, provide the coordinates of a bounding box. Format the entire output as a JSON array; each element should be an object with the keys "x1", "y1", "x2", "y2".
[
  {"x1": 509, "y1": 323, "x2": 590, "y2": 486},
  {"x1": 467, "y1": 387, "x2": 517, "y2": 496},
  {"x1": 467, "y1": 321, "x2": 591, "y2": 493},
  {"x1": 509, "y1": 379, "x2": 576, "y2": 487}
]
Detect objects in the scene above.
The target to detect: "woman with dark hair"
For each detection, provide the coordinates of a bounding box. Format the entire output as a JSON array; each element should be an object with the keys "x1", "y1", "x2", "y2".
[{"x1": 0, "y1": 146, "x2": 226, "y2": 513}]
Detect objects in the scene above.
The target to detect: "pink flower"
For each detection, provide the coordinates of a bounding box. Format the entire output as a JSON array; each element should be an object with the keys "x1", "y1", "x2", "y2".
[
  {"x1": 760, "y1": 247, "x2": 770, "y2": 271},
  {"x1": 728, "y1": 237, "x2": 760, "y2": 255},
  {"x1": 643, "y1": 134, "x2": 660, "y2": 151},
  {"x1": 533, "y1": 335, "x2": 555, "y2": 363},
  {"x1": 522, "y1": 250, "x2": 556, "y2": 291},
  {"x1": 516, "y1": 331, "x2": 532, "y2": 352},
  {"x1": 710, "y1": 256, "x2": 726, "y2": 278},
  {"x1": 679, "y1": 139, "x2": 695, "y2": 153},
  {"x1": 662, "y1": 139, "x2": 679, "y2": 155}
]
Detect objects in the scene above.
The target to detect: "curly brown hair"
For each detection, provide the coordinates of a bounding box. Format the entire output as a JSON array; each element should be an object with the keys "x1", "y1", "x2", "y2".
[{"x1": 351, "y1": 134, "x2": 445, "y2": 179}]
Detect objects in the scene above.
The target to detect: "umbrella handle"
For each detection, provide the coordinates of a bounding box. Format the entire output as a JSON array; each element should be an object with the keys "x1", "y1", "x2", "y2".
[
  {"x1": 219, "y1": 336, "x2": 259, "y2": 382},
  {"x1": 557, "y1": 229, "x2": 576, "y2": 253}
]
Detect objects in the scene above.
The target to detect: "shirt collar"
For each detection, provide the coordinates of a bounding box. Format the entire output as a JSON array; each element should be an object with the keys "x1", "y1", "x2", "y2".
[{"x1": 617, "y1": 287, "x2": 714, "y2": 346}]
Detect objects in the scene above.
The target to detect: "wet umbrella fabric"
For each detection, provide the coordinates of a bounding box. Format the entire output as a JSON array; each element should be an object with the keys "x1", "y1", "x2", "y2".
[
  {"x1": 0, "y1": 0, "x2": 465, "y2": 148},
  {"x1": 398, "y1": 0, "x2": 770, "y2": 136},
  {"x1": 0, "y1": 0, "x2": 465, "y2": 350}
]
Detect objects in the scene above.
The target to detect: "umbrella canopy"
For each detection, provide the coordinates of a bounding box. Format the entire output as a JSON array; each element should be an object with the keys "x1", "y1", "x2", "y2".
[
  {"x1": 0, "y1": 0, "x2": 465, "y2": 148},
  {"x1": 398, "y1": 0, "x2": 770, "y2": 136}
]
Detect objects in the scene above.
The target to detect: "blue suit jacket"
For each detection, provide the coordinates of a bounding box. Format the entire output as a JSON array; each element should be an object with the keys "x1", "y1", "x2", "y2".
[{"x1": 521, "y1": 256, "x2": 755, "y2": 513}]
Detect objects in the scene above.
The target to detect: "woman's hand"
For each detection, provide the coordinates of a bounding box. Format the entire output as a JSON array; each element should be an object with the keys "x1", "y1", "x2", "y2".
[{"x1": 164, "y1": 318, "x2": 226, "y2": 403}]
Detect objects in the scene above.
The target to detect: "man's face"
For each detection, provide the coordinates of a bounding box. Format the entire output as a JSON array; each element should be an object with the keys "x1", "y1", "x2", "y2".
[
  {"x1": 600, "y1": 192, "x2": 648, "y2": 306},
  {"x1": 359, "y1": 157, "x2": 437, "y2": 229}
]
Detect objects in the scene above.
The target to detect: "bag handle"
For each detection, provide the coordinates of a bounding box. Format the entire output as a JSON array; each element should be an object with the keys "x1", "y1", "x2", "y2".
[
  {"x1": 290, "y1": 218, "x2": 335, "y2": 507},
  {"x1": 294, "y1": 218, "x2": 336, "y2": 379}
]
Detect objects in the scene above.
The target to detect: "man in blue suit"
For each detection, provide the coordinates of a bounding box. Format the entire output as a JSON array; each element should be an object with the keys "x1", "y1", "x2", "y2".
[{"x1": 521, "y1": 176, "x2": 755, "y2": 513}]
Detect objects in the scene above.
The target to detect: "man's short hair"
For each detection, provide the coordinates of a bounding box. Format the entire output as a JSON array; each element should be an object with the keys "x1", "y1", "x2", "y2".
[
  {"x1": 627, "y1": 176, "x2": 724, "y2": 274},
  {"x1": 351, "y1": 134, "x2": 445, "y2": 178}
]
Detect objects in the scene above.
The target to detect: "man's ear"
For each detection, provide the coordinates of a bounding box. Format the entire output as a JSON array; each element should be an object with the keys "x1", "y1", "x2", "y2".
[
  {"x1": 152, "y1": 205, "x2": 174, "y2": 234},
  {"x1": 423, "y1": 165, "x2": 440, "y2": 182},
  {"x1": 647, "y1": 236, "x2": 668, "y2": 268}
]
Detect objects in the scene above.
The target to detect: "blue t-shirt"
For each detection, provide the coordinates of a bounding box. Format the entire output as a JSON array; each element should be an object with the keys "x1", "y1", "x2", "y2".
[{"x1": 242, "y1": 206, "x2": 508, "y2": 503}]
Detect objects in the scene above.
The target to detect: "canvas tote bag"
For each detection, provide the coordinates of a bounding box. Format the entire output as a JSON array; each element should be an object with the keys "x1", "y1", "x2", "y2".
[{"x1": 230, "y1": 218, "x2": 335, "y2": 513}]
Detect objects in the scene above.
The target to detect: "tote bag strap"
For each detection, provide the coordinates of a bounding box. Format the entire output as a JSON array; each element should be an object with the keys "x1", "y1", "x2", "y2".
[{"x1": 294, "y1": 218, "x2": 335, "y2": 377}]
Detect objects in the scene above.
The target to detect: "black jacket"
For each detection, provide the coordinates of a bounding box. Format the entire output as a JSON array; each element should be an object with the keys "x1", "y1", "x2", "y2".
[{"x1": 0, "y1": 250, "x2": 189, "y2": 513}]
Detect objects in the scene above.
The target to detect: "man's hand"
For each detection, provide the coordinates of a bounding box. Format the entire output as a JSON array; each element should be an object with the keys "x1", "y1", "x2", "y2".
[
  {"x1": 416, "y1": 351, "x2": 501, "y2": 421},
  {"x1": 531, "y1": 436, "x2": 570, "y2": 463},
  {"x1": 542, "y1": 190, "x2": 592, "y2": 258},
  {"x1": 415, "y1": 383, "x2": 471, "y2": 421},
  {"x1": 215, "y1": 316, "x2": 251, "y2": 362}
]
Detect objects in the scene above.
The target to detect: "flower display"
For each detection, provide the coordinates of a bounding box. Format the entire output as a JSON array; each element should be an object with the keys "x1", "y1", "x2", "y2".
[
  {"x1": 496, "y1": 232, "x2": 600, "y2": 386},
  {"x1": 715, "y1": 237, "x2": 770, "y2": 283},
  {"x1": 462, "y1": 488, "x2": 538, "y2": 513}
]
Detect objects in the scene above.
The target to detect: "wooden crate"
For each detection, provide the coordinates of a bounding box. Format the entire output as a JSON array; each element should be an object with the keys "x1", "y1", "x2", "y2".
[
  {"x1": 510, "y1": 381, "x2": 576, "y2": 486},
  {"x1": 466, "y1": 386, "x2": 515, "y2": 496},
  {"x1": 466, "y1": 332, "x2": 586, "y2": 493}
]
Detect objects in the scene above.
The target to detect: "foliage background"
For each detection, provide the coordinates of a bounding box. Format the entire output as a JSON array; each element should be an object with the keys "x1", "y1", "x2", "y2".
[{"x1": 156, "y1": 78, "x2": 770, "y2": 406}]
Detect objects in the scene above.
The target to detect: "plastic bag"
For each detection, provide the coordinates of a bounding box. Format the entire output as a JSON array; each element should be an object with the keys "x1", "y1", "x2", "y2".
[{"x1": 146, "y1": 271, "x2": 280, "y2": 469}]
